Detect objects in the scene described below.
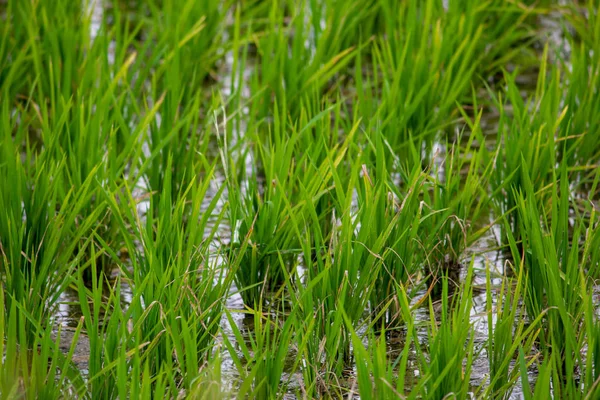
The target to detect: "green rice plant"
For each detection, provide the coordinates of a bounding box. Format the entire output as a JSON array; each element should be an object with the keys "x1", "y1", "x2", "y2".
[
  {"x1": 483, "y1": 49, "x2": 563, "y2": 245},
  {"x1": 0, "y1": 0, "x2": 228, "y2": 231},
  {"x1": 248, "y1": 0, "x2": 358, "y2": 120},
  {"x1": 225, "y1": 98, "x2": 361, "y2": 307},
  {"x1": 223, "y1": 302, "x2": 298, "y2": 399},
  {"x1": 0, "y1": 153, "x2": 106, "y2": 345},
  {"x1": 345, "y1": 286, "x2": 425, "y2": 399},
  {"x1": 504, "y1": 161, "x2": 600, "y2": 398},
  {"x1": 225, "y1": 102, "x2": 305, "y2": 307},
  {"x1": 560, "y1": 0, "x2": 600, "y2": 171},
  {"x1": 269, "y1": 140, "x2": 387, "y2": 395},
  {"x1": 0, "y1": 0, "x2": 151, "y2": 179},
  {"x1": 0, "y1": 287, "x2": 85, "y2": 399},
  {"x1": 413, "y1": 261, "x2": 476, "y2": 400},
  {"x1": 98, "y1": 161, "x2": 230, "y2": 395},
  {"x1": 358, "y1": 137, "x2": 427, "y2": 327},
  {"x1": 421, "y1": 109, "x2": 493, "y2": 269},
  {"x1": 483, "y1": 264, "x2": 545, "y2": 399},
  {"x1": 294, "y1": 157, "x2": 391, "y2": 384}
]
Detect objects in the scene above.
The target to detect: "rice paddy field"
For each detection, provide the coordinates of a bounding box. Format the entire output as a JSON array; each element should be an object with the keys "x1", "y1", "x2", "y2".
[{"x1": 1, "y1": 0, "x2": 600, "y2": 398}]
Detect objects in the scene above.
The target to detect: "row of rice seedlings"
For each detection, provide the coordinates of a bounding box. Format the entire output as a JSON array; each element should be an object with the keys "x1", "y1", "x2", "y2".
[
  {"x1": 252, "y1": 148, "x2": 599, "y2": 398},
  {"x1": 2, "y1": 1, "x2": 599, "y2": 398},
  {"x1": 221, "y1": 93, "x2": 494, "y2": 394},
  {"x1": 268, "y1": 133, "x2": 483, "y2": 394},
  {"x1": 242, "y1": 0, "x2": 545, "y2": 179},
  {"x1": 1, "y1": 1, "x2": 242, "y2": 395},
  {"x1": 0, "y1": 4, "x2": 156, "y2": 392},
  {"x1": 485, "y1": 1, "x2": 600, "y2": 243},
  {"x1": 504, "y1": 162, "x2": 600, "y2": 398}
]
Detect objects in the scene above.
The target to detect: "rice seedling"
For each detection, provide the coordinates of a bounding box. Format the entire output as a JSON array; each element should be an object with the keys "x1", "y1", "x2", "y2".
[
  {"x1": 84, "y1": 162, "x2": 231, "y2": 396},
  {"x1": 421, "y1": 109, "x2": 493, "y2": 269},
  {"x1": 483, "y1": 49, "x2": 563, "y2": 245},
  {"x1": 560, "y1": 0, "x2": 600, "y2": 174},
  {"x1": 222, "y1": 302, "x2": 298, "y2": 399},
  {"x1": 301, "y1": 159, "x2": 382, "y2": 378},
  {"x1": 358, "y1": 141, "x2": 427, "y2": 327},
  {"x1": 414, "y1": 262, "x2": 477, "y2": 400},
  {"x1": 247, "y1": 0, "x2": 361, "y2": 119},
  {"x1": 0, "y1": 287, "x2": 85, "y2": 398},
  {"x1": 346, "y1": 306, "x2": 420, "y2": 400},
  {"x1": 504, "y1": 161, "x2": 600, "y2": 398},
  {"x1": 483, "y1": 265, "x2": 544, "y2": 399},
  {"x1": 0, "y1": 149, "x2": 106, "y2": 345},
  {"x1": 225, "y1": 101, "x2": 306, "y2": 306}
]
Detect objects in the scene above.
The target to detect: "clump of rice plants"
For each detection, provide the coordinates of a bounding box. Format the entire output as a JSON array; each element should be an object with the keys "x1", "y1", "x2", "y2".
[
  {"x1": 561, "y1": 0, "x2": 600, "y2": 171},
  {"x1": 483, "y1": 50, "x2": 562, "y2": 245},
  {"x1": 414, "y1": 263, "x2": 477, "y2": 400},
  {"x1": 504, "y1": 162, "x2": 600, "y2": 399}
]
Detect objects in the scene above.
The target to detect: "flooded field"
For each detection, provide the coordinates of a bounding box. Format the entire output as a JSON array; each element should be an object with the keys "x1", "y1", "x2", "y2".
[{"x1": 1, "y1": 0, "x2": 600, "y2": 399}]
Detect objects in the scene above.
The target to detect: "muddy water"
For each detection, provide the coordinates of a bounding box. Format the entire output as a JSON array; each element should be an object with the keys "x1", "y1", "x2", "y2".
[{"x1": 46, "y1": 2, "x2": 574, "y2": 398}]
